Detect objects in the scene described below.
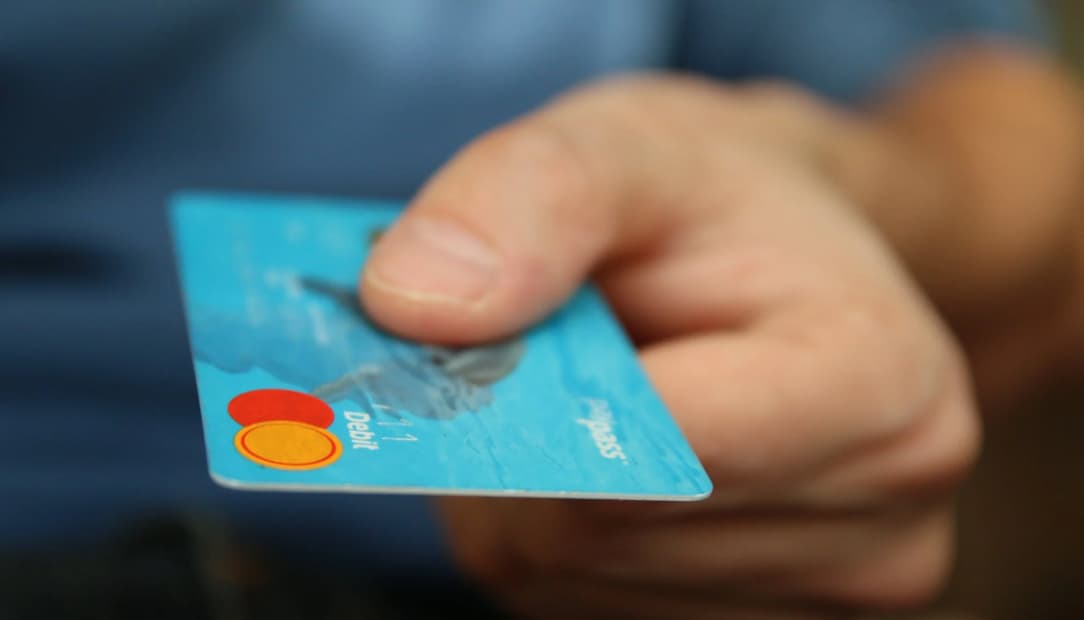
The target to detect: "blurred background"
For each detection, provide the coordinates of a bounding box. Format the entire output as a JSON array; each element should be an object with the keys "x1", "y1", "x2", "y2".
[
  {"x1": 1054, "y1": 0, "x2": 1084, "y2": 69},
  {"x1": 1, "y1": 2, "x2": 1082, "y2": 620},
  {"x1": 934, "y1": 5, "x2": 1084, "y2": 620}
]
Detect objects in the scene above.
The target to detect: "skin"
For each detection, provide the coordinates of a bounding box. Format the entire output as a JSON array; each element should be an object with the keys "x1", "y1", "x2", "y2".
[{"x1": 358, "y1": 42, "x2": 1084, "y2": 619}]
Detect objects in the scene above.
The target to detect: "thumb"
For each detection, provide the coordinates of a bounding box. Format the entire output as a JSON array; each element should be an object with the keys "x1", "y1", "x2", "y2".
[{"x1": 360, "y1": 84, "x2": 692, "y2": 344}]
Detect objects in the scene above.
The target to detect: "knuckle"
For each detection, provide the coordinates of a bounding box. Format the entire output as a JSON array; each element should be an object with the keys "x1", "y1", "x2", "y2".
[
  {"x1": 881, "y1": 375, "x2": 982, "y2": 501},
  {"x1": 924, "y1": 392, "x2": 981, "y2": 487},
  {"x1": 738, "y1": 79, "x2": 810, "y2": 104},
  {"x1": 474, "y1": 121, "x2": 592, "y2": 208},
  {"x1": 577, "y1": 72, "x2": 714, "y2": 109},
  {"x1": 470, "y1": 120, "x2": 610, "y2": 262},
  {"x1": 823, "y1": 292, "x2": 949, "y2": 437},
  {"x1": 849, "y1": 552, "x2": 950, "y2": 611},
  {"x1": 846, "y1": 566, "x2": 947, "y2": 612},
  {"x1": 815, "y1": 295, "x2": 981, "y2": 497},
  {"x1": 735, "y1": 79, "x2": 831, "y2": 128}
]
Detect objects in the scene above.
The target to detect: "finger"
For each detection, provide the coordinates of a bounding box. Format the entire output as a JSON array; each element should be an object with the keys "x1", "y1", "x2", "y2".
[
  {"x1": 638, "y1": 305, "x2": 948, "y2": 487},
  {"x1": 783, "y1": 507, "x2": 954, "y2": 611},
  {"x1": 629, "y1": 364, "x2": 974, "y2": 516},
  {"x1": 360, "y1": 78, "x2": 707, "y2": 344},
  {"x1": 804, "y1": 367, "x2": 978, "y2": 506},
  {"x1": 440, "y1": 496, "x2": 931, "y2": 589},
  {"x1": 568, "y1": 506, "x2": 953, "y2": 613},
  {"x1": 438, "y1": 497, "x2": 589, "y2": 588},
  {"x1": 579, "y1": 506, "x2": 931, "y2": 588}
]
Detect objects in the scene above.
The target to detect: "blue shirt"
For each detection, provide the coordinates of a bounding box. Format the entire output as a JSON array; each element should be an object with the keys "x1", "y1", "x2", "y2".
[{"x1": 0, "y1": 0, "x2": 1046, "y2": 577}]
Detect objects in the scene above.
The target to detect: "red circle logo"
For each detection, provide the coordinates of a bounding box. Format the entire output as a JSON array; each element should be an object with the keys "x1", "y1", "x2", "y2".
[{"x1": 227, "y1": 388, "x2": 335, "y2": 428}]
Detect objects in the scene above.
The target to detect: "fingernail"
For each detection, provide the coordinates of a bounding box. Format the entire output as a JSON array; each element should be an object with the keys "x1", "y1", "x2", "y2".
[{"x1": 366, "y1": 217, "x2": 502, "y2": 304}]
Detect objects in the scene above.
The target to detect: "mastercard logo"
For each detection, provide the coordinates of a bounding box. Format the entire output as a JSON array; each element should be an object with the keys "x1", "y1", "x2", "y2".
[{"x1": 228, "y1": 388, "x2": 343, "y2": 471}]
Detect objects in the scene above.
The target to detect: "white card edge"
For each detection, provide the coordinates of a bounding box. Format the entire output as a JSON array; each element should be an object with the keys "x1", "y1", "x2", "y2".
[{"x1": 210, "y1": 472, "x2": 712, "y2": 502}]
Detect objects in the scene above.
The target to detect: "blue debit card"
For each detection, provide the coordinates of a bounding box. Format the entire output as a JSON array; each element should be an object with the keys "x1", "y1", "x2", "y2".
[{"x1": 169, "y1": 192, "x2": 712, "y2": 500}]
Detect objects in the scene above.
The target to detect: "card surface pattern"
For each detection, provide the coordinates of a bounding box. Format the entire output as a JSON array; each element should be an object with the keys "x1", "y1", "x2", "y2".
[{"x1": 170, "y1": 193, "x2": 712, "y2": 500}]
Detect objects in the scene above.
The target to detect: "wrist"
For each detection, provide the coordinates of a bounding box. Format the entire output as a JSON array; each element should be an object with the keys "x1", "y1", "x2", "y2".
[{"x1": 824, "y1": 84, "x2": 1082, "y2": 322}]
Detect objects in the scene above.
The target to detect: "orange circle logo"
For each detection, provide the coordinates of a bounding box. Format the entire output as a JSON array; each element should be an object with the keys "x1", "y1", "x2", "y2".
[{"x1": 234, "y1": 419, "x2": 343, "y2": 471}]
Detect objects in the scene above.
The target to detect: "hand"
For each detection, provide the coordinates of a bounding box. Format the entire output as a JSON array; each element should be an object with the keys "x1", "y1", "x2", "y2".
[{"x1": 359, "y1": 76, "x2": 979, "y2": 619}]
